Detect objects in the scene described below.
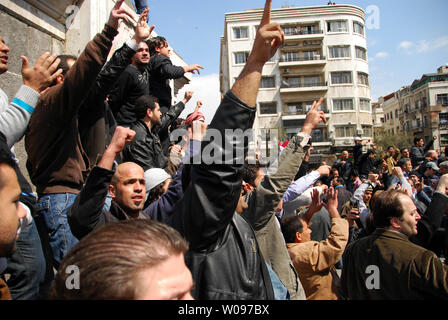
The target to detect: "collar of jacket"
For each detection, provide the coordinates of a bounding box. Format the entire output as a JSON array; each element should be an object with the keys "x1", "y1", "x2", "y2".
[
  {"x1": 110, "y1": 201, "x2": 143, "y2": 221},
  {"x1": 373, "y1": 228, "x2": 409, "y2": 241}
]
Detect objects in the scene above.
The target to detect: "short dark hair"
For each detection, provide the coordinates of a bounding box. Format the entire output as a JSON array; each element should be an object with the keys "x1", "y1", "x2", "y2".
[
  {"x1": 335, "y1": 177, "x2": 345, "y2": 186},
  {"x1": 56, "y1": 55, "x2": 77, "y2": 76},
  {"x1": 147, "y1": 36, "x2": 167, "y2": 56},
  {"x1": 414, "y1": 137, "x2": 423, "y2": 145},
  {"x1": 134, "y1": 95, "x2": 159, "y2": 120},
  {"x1": 387, "y1": 146, "x2": 395, "y2": 151},
  {"x1": 371, "y1": 189, "x2": 408, "y2": 228},
  {"x1": 50, "y1": 220, "x2": 188, "y2": 300},
  {"x1": 241, "y1": 162, "x2": 264, "y2": 188},
  {"x1": 281, "y1": 216, "x2": 305, "y2": 243},
  {"x1": 397, "y1": 157, "x2": 411, "y2": 168}
]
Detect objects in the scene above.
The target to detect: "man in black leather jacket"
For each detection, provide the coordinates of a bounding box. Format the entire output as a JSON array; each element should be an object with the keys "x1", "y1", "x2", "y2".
[
  {"x1": 122, "y1": 91, "x2": 192, "y2": 170},
  {"x1": 167, "y1": 0, "x2": 309, "y2": 300}
]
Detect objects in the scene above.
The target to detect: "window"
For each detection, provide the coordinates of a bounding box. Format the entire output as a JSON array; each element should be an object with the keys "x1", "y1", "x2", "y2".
[
  {"x1": 358, "y1": 72, "x2": 369, "y2": 86},
  {"x1": 331, "y1": 72, "x2": 352, "y2": 84},
  {"x1": 283, "y1": 27, "x2": 297, "y2": 36},
  {"x1": 260, "y1": 76, "x2": 275, "y2": 89},
  {"x1": 311, "y1": 129, "x2": 325, "y2": 142},
  {"x1": 362, "y1": 125, "x2": 373, "y2": 137},
  {"x1": 304, "y1": 76, "x2": 320, "y2": 86},
  {"x1": 440, "y1": 113, "x2": 448, "y2": 127},
  {"x1": 233, "y1": 27, "x2": 248, "y2": 39},
  {"x1": 333, "y1": 99, "x2": 354, "y2": 111},
  {"x1": 283, "y1": 77, "x2": 301, "y2": 87},
  {"x1": 355, "y1": 46, "x2": 367, "y2": 60},
  {"x1": 353, "y1": 21, "x2": 365, "y2": 36},
  {"x1": 329, "y1": 46, "x2": 350, "y2": 58},
  {"x1": 390, "y1": 112, "x2": 393, "y2": 120},
  {"x1": 282, "y1": 52, "x2": 299, "y2": 62},
  {"x1": 395, "y1": 109, "x2": 398, "y2": 118},
  {"x1": 359, "y1": 99, "x2": 371, "y2": 112},
  {"x1": 234, "y1": 52, "x2": 249, "y2": 64},
  {"x1": 335, "y1": 126, "x2": 355, "y2": 138},
  {"x1": 302, "y1": 51, "x2": 318, "y2": 60},
  {"x1": 437, "y1": 94, "x2": 448, "y2": 106},
  {"x1": 327, "y1": 20, "x2": 348, "y2": 32},
  {"x1": 260, "y1": 103, "x2": 277, "y2": 115}
]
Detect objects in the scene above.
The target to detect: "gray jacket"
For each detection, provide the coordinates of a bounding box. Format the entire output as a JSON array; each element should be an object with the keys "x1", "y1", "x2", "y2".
[
  {"x1": 0, "y1": 86, "x2": 40, "y2": 148},
  {"x1": 242, "y1": 133, "x2": 310, "y2": 300}
]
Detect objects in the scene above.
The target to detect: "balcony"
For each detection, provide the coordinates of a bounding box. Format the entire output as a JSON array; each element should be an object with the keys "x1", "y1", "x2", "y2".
[
  {"x1": 283, "y1": 29, "x2": 324, "y2": 41},
  {"x1": 279, "y1": 55, "x2": 326, "y2": 67},
  {"x1": 280, "y1": 81, "x2": 328, "y2": 93}
]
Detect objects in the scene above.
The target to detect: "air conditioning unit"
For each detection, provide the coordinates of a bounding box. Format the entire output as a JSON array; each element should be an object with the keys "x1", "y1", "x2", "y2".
[
  {"x1": 283, "y1": 68, "x2": 290, "y2": 74},
  {"x1": 344, "y1": 139, "x2": 352, "y2": 145}
]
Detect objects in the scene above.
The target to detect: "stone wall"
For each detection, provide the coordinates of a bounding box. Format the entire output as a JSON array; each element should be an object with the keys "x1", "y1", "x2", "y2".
[{"x1": 0, "y1": 9, "x2": 65, "y2": 188}]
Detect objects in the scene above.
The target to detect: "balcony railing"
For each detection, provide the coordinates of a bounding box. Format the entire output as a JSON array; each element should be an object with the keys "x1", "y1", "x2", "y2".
[
  {"x1": 283, "y1": 108, "x2": 329, "y2": 115},
  {"x1": 281, "y1": 81, "x2": 327, "y2": 89},
  {"x1": 284, "y1": 29, "x2": 324, "y2": 36},
  {"x1": 279, "y1": 55, "x2": 326, "y2": 63}
]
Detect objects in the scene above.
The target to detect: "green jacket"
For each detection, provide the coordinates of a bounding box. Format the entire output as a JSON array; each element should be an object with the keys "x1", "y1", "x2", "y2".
[
  {"x1": 242, "y1": 133, "x2": 310, "y2": 300},
  {"x1": 341, "y1": 228, "x2": 448, "y2": 299}
]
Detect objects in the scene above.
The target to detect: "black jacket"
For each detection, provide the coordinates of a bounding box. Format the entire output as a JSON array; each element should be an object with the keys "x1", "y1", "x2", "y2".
[
  {"x1": 148, "y1": 54, "x2": 185, "y2": 108},
  {"x1": 121, "y1": 100, "x2": 185, "y2": 170},
  {"x1": 169, "y1": 91, "x2": 274, "y2": 300},
  {"x1": 410, "y1": 139, "x2": 434, "y2": 168},
  {"x1": 67, "y1": 166, "x2": 149, "y2": 239},
  {"x1": 108, "y1": 64, "x2": 150, "y2": 126}
]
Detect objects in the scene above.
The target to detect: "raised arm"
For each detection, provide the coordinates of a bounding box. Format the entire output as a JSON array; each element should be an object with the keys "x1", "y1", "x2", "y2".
[
  {"x1": 0, "y1": 52, "x2": 61, "y2": 147},
  {"x1": 68, "y1": 126, "x2": 135, "y2": 239},
  {"x1": 175, "y1": 0, "x2": 284, "y2": 250},
  {"x1": 243, "y1": 98, "x2": 326, "y2": 230}
]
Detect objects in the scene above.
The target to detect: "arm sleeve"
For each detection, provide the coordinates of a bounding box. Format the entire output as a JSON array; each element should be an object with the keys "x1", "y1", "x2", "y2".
[
  {"x1": 50, "y1": 24, "x2": 118, "y2": 122},
  {"x1": 67, "y1": 166, "x2": 112, "y2": 239},
  {"x1": 283, "y1": 170, "x2": 321, "y2": 204},
  {"x1": 0, "y1": 86, "x2": 40, "y2": 147},
  {"x1": 308, "y1": 218, "x2": 349, "y2": 272},
  {"x1": 159, "y1": 59, "x2": 186, "y2": 80},
  {"x1": 174, "y1": 90, "x2": 256, "y2": 251},
  {"x1": 242, "y1": 133, "x2": 309, "y2": 231}
]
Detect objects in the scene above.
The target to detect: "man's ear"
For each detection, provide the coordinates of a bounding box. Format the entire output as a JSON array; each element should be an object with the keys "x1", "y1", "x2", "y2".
[
  {"x1": 155, "y1": 46, "x2": 161, "y2": 54},
  {"x1": 390, "y1": 217, "x2": 401, "y2": 230},
  {"x1": 295, "y1": 232, "x2": 302, "y2": 243},
  {"x1": 56, "y1": 74, "x2": 64, "y2": 85},
  {"x1": 146, "y1": 108, "x2": 152, "y2": 119},
  {"x1": 109, "y1": 184, "x2": 116, "y2": 200}
]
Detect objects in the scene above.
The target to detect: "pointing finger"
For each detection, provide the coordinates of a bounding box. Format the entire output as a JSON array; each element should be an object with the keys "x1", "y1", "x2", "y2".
[{"x1": 260, "y1": 0, "x2": 272, "y2": 27}]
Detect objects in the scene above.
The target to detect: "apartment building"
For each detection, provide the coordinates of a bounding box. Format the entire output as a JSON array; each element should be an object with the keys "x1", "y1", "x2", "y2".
[
  {"x1": 380, "y1": 65, "x2": 448, "y2": 150},
  {"x1": 220, "y1": 4, "x2": 373, "y2": 163}
]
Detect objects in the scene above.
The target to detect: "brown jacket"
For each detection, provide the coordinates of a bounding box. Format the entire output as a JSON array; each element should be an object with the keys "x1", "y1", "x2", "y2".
[
  {"x1": 0, "y1": 278, "x2": 11, "y2": 300},
  {"x1": 25, "y1": 24, "x2": 118, "y2": 195},
  {"x1": 287, "y1": 218, "x2": 349, "y2": 300},
  {"x1": 341, "y1": 228, "x2": 448, "y2": 299}
]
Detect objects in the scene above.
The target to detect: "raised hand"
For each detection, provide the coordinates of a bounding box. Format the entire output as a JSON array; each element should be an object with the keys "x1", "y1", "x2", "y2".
[
  {"x1": 302, "y1": 97, "x2": 326, "y2": 135},
  {"x1": 107, "y1": 0, "x2": 134, "y2": 30},
  {"x1": 195, "y1": 101, "x2": 203, "y2": 113},
  {"x1": 21, "y1": 53, "x2": 62, "y2": 93},
  {"x1": 307, "y1": 188, "x2": 323, "y2": 217},
  {"x1": 134, "y1": 8, "x2": 155, "y2": 42},
  {"x1": 108, "y1": 126, "x2": 136, "y2": 154},
  {"x1": 317, "y1": 165, "x2": 331, "y2": 177},
  {"x1": 251, "y1": 0, "x2": 284, "y2": 65},
  {"x1": 183, "y1": 91, "x2": 194, "y2": 103},
  {"x1": 185, "y1": 64, "x2": 204, "y2": 75}
]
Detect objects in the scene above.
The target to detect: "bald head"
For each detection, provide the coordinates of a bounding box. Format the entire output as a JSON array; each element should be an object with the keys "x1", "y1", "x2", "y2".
[{"x1": 109, "y1": 162, "x2": 146, "y2": 217}]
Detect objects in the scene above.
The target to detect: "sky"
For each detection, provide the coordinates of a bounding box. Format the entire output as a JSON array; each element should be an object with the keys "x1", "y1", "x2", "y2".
[{"x1": 144, "y1": 0, "x2": 448, "y2": 121}]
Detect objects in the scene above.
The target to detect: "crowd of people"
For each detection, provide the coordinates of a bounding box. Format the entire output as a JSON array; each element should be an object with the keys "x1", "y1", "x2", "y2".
[{"x1": 0, "y1": 0, "x2": 447, "y2": 301}]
